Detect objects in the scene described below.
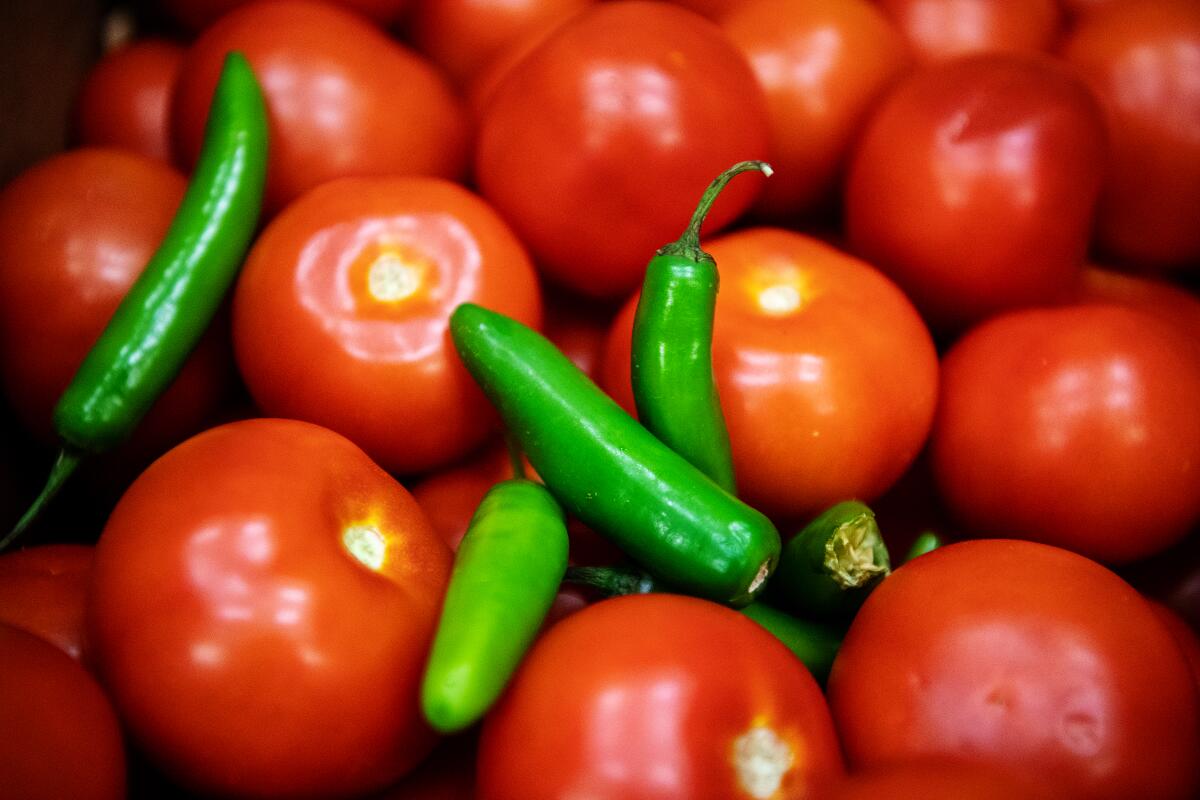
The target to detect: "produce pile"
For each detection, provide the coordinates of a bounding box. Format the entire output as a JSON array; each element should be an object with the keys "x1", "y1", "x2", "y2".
[{"x1": 0, "y1": 0, "x2": 1198, "y2": 798}]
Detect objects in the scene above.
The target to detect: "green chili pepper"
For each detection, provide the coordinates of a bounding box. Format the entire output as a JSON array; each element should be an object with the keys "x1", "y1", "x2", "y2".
[
  {"x1": 450, "y1": 303, "x2": 780, "y2": 607},
  {"x1": 632, "y1": 161, "x2": 771, "y2": 495},
  {"x1": 905, "y1": 530, "x2": 943, "y2": 562},
  {"x1": 769, "y1": 500, "x2": 890, "y2": 621},
  {"x1": 564, "y1": 564, "x2": 840, "y2": 683},
  {"x1": 422, "y1": 478, "x2": 569, "y2": 733},
  {"x1": 2, "y1": 52, "x2": 268, "y2": 550}
]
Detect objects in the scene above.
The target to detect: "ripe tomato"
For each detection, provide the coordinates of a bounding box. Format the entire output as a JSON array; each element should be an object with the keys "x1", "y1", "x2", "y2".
[
  {"x1": 827, "y1": 759, "x2": 1056, "y2": 800},
  {"x1": 74, "y1": 38, "x2": 183, "y2": 163},
  {"x1": 1072, "y1": 266, "x2": 1200, "y2": 351},
  {"x1": 827, "y1": 539, "x2": 1200, "y2": 800},
  {"x1": 171, "y1": 0, "x2": 468, "y2": 215},
  {"x1": 0, "y1": 544, "x2": 91, "y2": 661},
  {"x1": 1060, "y1": 0, "x2": 1200, "y2": 272},
  {"x1": 87, "y1": 418, "x2": 452, "y2": 798},
  {"x1": 233, "y1": 176, "x2": 541, "y2": 475},
  {"x1": 162, "y1": 0, "x2": 415, "y2": 30},
  {"x1": 721, "y1": 0, "x2": 912, "y2": 218},
  {"x1": 601, "y1": 228, "x2": 938, "y2": 523},
  {"x1": 875, "y1": 0, "x2": 1062, "y2": 63},
  {"x1": 0, "y1": 149, "x2": 233, "y2": 454},
  {"x1": 1147, "y1": 599, "x2": 1200, "y2": 688},
  {"x1": 0, "y1": 623, "x2": 125, "y2": 800},
  {"x1": 474, "y1": 0, "x2": 770, "y2": 298},
  {"x1": 844, "y1": 54, "x2": 1107, "y2": 330},
  {"x1": 477, "y1": 593, "x2": 845, "y2": 799},
  {"x1": 931, "y1": 304, "x2": 1200, "y2": 564}
]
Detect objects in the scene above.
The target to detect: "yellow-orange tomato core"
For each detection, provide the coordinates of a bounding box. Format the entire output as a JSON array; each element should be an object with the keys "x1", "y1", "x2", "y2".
[{"x1": 742, "y1": 266, "x2": 812, "y2": 317}]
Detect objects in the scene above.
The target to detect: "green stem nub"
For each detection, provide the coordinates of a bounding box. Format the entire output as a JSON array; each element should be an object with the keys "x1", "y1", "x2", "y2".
[
  {"x1": 1, "y1": 449, "x2": 84, "y2": 552},
  {"x1": 905, "y1": 530, "x2": 943, "y2": 563},
  {"x1": 657, "y1": 160, "x2": 773, "y2": 261}
]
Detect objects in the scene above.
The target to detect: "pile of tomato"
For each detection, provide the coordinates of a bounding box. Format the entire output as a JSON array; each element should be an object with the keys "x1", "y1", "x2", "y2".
[{"x1": 1, "y1": 0, "x2": 1198, "y2": 798}]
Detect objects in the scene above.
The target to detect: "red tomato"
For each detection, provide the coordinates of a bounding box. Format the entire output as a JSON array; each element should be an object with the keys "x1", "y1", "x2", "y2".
[
  {"x1": 74, "y1": 39, "x2": 183, "y2": 163},
  {"x1": 827, "y1": 539, "x2": 1200, "y2": 800},
  {"x1": 601, "y1": 228, "x2": 938, "y2": 523},
  {"x1": 931, "y1": 304, "x2": 1200, "y2": 564},
  {"x1": 233, "y1": 176, "x2": 541, "y2": 475},
  {"x1": 171, "y1": 0, "x2": 468, "y2": 215},
  {"x1": 1148, "y1": 599, "x2": 1200, "y2": 689},
  {"x1": 542, "y1": 287, "x2": 617, "y2": 380},
  {"x1": 1072, "y1": 266, "x2": 1200, "y2": 351},
  {"x1": 162, "y1": 0, "x2": 415, "y2": 30},
  {"x1": 87, "y1": 418, "x2": 453, "y2": 797},
  {"x1": 721, "y1": 0, "x2": 912, "y2": 218},
  {"x1": 0, "y1": 623, "x2": 125, "y2": 800},
  {"x1": 875, "y1": 0, "x2": 1062, "y2": 63},
  {"x1": 845, "y1": 54, "x2": 1107, "y2": 330},
  {"x1": 827, "y1": 759, "x2": 1055, "y2": 800},
  {"x1": 474, "y1": 0, "x2": 770, "y2": 298},
  {"x1": 0, "y1": 544, "x2": 91, "y2": 661},
  {"x1": 477, "y1": 593, "x2": 845, "y2": 799},
  {"x1": 1060, "y1": 0, "x2": 1200, "y2": 272},
  {"x1": 0, "y1": 149, "x2": 233, "y2": 453}
]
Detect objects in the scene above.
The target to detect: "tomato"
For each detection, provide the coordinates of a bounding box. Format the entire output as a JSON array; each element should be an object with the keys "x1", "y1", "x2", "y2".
[
  {"x1": 1072, "y1": 266, "x2": 1200, "y2": 351},
  {"x1": 233, "y1": 176, "x2": 541, "y2": 475},
  {"x1": 827, "y1": 759, "x2": 1056, "y2": 800},
  {"x1": 720, "y1": 0, "x2": 912, "y2": 218},
  {"x1": 1060, "y1": 0, "x2": 1200, "y2": 272},
  {"x1": 0, "y1": 544, "x2": 91, "y2": 661},
  {"x1": 601, "y1": 228, "x2": 938, "y2": 523},
  {"x1": 87, "y1": 418, "x2": 453, "y2": 798},
  {"x1": 931, "y1": 304, "x2": 1200, "y2": 564},
  {"x1": 0, "y1": 623, "x2": 126, "y2": 800},
  {"x1": 844, "y1": 54, "x2": 1107, "y2": 330},
  {"x1": 1148, "y1": 599, "x2": 1200, "y2": 689},
  {"x1": 162, "y1": 0, "x2": 415, "y2": 30},
  {"x1": 406, "y1": 0, "x2": 593, "y2": 89},
  {"x1": 827, "y1": 539, "x2": 1200, "y2": 800},
  {"x1": 542, "y1": 287, "x2": 616, "y2": 380},
  {"x1": 0, "y1": 149, "x2": 234, "y2": 454},
  {"x1": 474, "y1": 0, "x2": 770, "y2": 298},
  {"x1": 477, "y1": 593, "x2": 845, "y2": 799},
  {"x1": 171, "y1": 0, "x2": 468, "y2": 215},
  {"x1": 74, "y1": 38, "x2": 183, "y2": 163},
  {"x1": 875, "y1": 0, "x2": 1062, "y2": 63}
]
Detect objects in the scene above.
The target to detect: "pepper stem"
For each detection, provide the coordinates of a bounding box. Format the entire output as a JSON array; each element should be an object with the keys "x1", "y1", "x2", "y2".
[
  {"x1": 904, "y1": 530, "x2": 943, "y2": 563},
  {"x1": 0, "y1": 448, "x2": 84, "y2": 552},
  {"x1": 504, "y1": 434, "x2": 527, "y2": 480},
  {"x1": 563, "y1": 565, "x2": 659, "y2": 597},
  {"x1": 824, "y1": 511, "x2": 890, "y2": 589},
  {"x1": 656, "y1": 160, "x2": 773, "y2": 261}
]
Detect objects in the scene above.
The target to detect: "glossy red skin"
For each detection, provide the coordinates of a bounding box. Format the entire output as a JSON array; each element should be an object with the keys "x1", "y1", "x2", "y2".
[
  {"x1": 0, "y1": 544, "x2": 92, "y2": 661},
  {"x1": 0, "y1": 149, "x2": 234, "y2": 453},
  {"x1": 931, "y1": 304, "x2": 1200, "y2": 564},
  {"x1": 1072, "y1": 266, "x2": 1200, "y2": 352},
  {"x1": 233, "y1": 176, "x2": 541, "y2": 475},
  {"x1": 827, "y1": 759, "x2": 1055, "y2": 800},
  {"x1": 88, "y1": 418, "x2": 453, "y2": 798},
  {"x1": 163, "y1": 0, "x2": 415, "y2": 30},
  {"x1": 474, "y1": 0, "x2": 770, "y2": 298},
  {"x1": 478, "y1": 593, "x2": 845, "y2": 799},
  {"x1": 75, "y1": 39, "x2": 183, "y2": 163},
  {"x1": 828, "y1": 539, "x2": 1200, "y2": 800},
  {"x1": 0, "y1": 623, "x2": 126, "y2": 800},
  {"x1": 876, "y1": 0, "x2": 1062, "y2": 62},
  {"x1": 845, "y1": 54, "x2": 1107, "y2": 330},
  {"x1": 1147, "y1": 599, "x2": 1200, "y2": 689},
  {"x1": 721, "y1": 0, "x2": 912, "y2": 218},
  {"x1": 1060, "y1": 1, "x2": 1200, "y2": 272},
  {"x1": 171, "y1": 0, "x2": 468, "y2": 215},
  {"x1": 602, "y1": 228, "x2": 938, "y2": 522}
]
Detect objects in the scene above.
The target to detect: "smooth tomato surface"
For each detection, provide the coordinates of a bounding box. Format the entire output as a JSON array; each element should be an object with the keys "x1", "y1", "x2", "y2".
[
  {"x1": 474, "y1": 0, "x2": 770, "y2": 298},
  {"x1": 88, "y1": 418, "x2": 453, "y2": 798},
  {"x1": 876, "y1": 0, "x2": 1061, "y2": 62},
  {"x1": 827, "y1": 759, "x2": 1055, "y2": 800},
  {"x1": 0, "y1": 623, "x2": 126, "y2": 800},
  {"x1": 233, "y1": 176, "x2": 541, "y2": 475},
  {"x1": 931, "y1": 304, "x2": 1200, "y2": 564},
  {"x1": 845, "y1": 54, "x2": 1106, "y2": 330},
  {"x1": 827, "y1": 539, "x2": 1200, "y2": 800},
  {"x1": 0, "y1": 544, "x2": 92, "y2": 661},
  {"x1": 602, "y1": 228, "x2": 938, "y2": 522},
  {"x1": 162, "y1": 0, "x2": 415, "y2": 28},
  {"x1": 477, "y1": 593, "x2": 845, "y2": 799},
  {"x1": 171, "y1": 0, "x2": 467, "y2": 215}
]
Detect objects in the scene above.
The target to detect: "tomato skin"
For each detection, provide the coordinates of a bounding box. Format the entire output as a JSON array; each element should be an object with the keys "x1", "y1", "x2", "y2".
[
  {"x1": 827, "y1": 759, "x2": 1056, "y2": 800},
  {"x1": 88, "y1": 418, "x2": 452, "y2": 798},
  {"x1": 474, "y1": 0, "x2": 770, "y2": 298},
  {"x1": 845, "y1": 54, "x2": 1107, "y2": 330},
  {"x1": 721, "y1": 0, "x2": 912, "y2": 219},
  {"x1": 1072, "y1": 266, "x2": 1200, "y2": 352},
  {"x1": 931, "y1": 304, "x2": 1200, "y2": 564},
  {"x1": 233, "y1": 176, "x2": 541, "y2": 475},
  {"x1": 876, "y1": 0, "x2": 1062, "y2": 63},
  {"x1": 1060, "y1": 0, "x2": 1200, "y2": 272},
  {"x1": 74, "y1": 39, "x2": 183, "y2": 163},
  {"x1": 0, "y1": 623, "x2": 126, "y2": 800},
  {"x1": 602, "y1": 228, "x2": 938, "y2": 522},
  {"x1": 477, "y1": 593, "x2": 845, "y2": 799},
  {"x1": 827, "y1": 539, "x2": 1200, "y2": 800},
  {"x1": 0, "y1": 544, "x2": 92, "y2": 661},
  {"x1": 162, "y1": 0, "x2": 415, "y2": 30},
  {"x1": 171, "y1": 0, "x2": 468, "y2": 215}
]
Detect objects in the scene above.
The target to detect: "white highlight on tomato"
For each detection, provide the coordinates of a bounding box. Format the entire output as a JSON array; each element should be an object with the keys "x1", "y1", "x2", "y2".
[
  {"x1": 343, "y1": 524, "x2": 386, "y2": 571},
  {"x1": 733, "y1": 724, "x2": 794, "y2": 798}
]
